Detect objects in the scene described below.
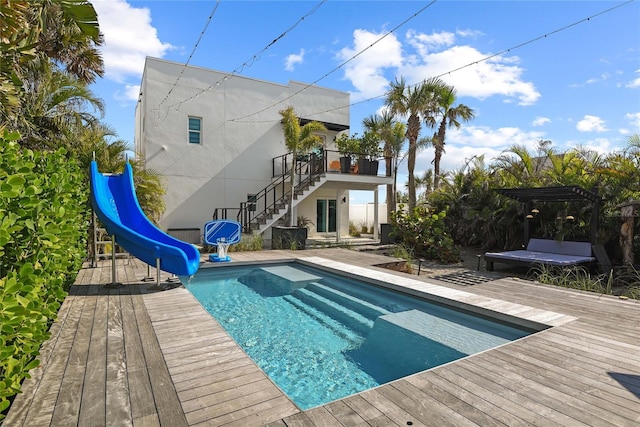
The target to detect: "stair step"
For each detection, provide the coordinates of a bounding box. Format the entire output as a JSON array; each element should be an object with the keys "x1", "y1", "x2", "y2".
[
  {"x1": 283, "y1": 295, "x2": 363, "y2": 346},
  {"x1": 306, "y1": 282, "x2": 390, "y2": 320},
  {"x1": 291, "y1": 287, "x2": 374, "y2": 335}
]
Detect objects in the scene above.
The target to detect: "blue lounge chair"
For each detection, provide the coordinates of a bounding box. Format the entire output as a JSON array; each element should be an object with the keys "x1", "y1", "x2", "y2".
[{"x1": 204, "y1": 220, "x2": 242, "y2": 262}]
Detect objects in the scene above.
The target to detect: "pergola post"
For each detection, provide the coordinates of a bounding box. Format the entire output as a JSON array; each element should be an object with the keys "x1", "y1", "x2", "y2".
[
  {"x1": 524, "y1": 200, "x2": 531, "y2": 247},
  {"x1": 590, "y1": 201, "x2": 600, "y2": 245}
]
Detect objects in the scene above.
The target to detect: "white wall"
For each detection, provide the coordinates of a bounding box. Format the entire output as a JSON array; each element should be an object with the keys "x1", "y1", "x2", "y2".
[
  {"x1": 297, "y1": 188, "x2": 350, "y2": 237},
  {"x1": 138, "y1": 57, "x2": 350, "y2": 234},
  {"x1": 350, "y1": 203, "x2": 389, "y2": 232}
]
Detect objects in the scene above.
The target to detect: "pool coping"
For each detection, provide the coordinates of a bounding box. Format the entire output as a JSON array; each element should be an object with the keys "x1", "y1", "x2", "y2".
[
  {"x1": 174, "y1": 255, "x2": 579, "y2": 415},
  {"x1": 199, "y1": 255, "x2": 578, "y2": 330},
  {"x1": 8, "y1": 250, "x2": 638, "y2": 426},
  {"x1": 297, "y1": 256, "x2": 578, "y2": 329}
]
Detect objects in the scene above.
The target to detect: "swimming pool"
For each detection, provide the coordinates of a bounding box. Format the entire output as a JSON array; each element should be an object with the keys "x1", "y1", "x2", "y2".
[{"x1": 184, "y1": 261, "x2": 536, "y2": 410}]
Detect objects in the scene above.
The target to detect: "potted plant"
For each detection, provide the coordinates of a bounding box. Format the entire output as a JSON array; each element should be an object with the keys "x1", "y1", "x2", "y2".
[
  {"x1": 359, "y1": 130, "x2": 381, "y2": 175},
  {"x1": 273, "y1": 106, "x2": 326, "y2": 249},
  {"x1": 334, "y1": 133, "x2": 358, "y2": 173}
]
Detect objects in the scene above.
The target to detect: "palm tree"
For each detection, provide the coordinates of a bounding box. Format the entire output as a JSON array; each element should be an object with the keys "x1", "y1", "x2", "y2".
[
  {"x1": 67, "y1": 122, "x2": 167, "y2": 224},
  {"x1": 35, "y1": 0, "x2": 104, "y2": 84},
  {"x1": 415, "y1": 169, "x2": 434, "y2": 198},
  {"x1": 425, "y1": 80, "x2": 475, "y2": 189},
  {"x1": 0, "y1": 0, "x2": 103, "y2": 122},
  {"x1": 492, "y1": 144, "x2": 542, "y2": 188},
  {"x1": 362, "y1": 111, "x2": 405, "y2": 218},
  {"x1": 8, "y1": 59, "x2": 104, "y2": 149},
  {"x1": 384, "y1": 77, "x2": 435, "y2": 211},
  {"x1": 279, "y1": 106, "x2": 327, "y2": 226}
]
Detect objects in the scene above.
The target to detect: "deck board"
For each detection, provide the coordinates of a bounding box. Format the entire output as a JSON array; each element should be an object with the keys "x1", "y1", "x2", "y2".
[{"x1": 5, "y1": 248, "x2": 640, "y2": 426}]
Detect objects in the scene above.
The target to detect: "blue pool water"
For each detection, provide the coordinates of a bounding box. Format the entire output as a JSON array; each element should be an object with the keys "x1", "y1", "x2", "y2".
[{"x1": 184, "y1": 262, "x2": 533, "y2": 409}]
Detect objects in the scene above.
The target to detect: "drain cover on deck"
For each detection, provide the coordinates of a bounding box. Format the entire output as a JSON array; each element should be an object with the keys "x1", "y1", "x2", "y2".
[{"x1": 429, "y1": 271, "x2": 496, "y2": 286}]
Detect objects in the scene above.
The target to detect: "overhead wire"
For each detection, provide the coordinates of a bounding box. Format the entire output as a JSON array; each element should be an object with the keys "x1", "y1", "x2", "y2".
[
  {"x1": 160, "y1": 0, "x2": 328, "y2": 112},
  {"x1": 229, "y1": 0, "x2": 438, "y2": 123},
  {"x1": 158, "y1": 0, "x2": 221, "y2": 107},
  {"x1": 231, "y1": 0, "x2": 635, "y2": 125}
]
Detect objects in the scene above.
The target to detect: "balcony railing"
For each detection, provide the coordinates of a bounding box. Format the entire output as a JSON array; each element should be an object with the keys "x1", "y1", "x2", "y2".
[{"x1": 213, "y1": 149, "x2": 391, "y2": 233}]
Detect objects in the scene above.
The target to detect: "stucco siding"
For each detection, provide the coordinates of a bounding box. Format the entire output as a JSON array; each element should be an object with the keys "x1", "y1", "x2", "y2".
[{"x1": 138, "y1": 57, "x2": 350, "y2": 233}]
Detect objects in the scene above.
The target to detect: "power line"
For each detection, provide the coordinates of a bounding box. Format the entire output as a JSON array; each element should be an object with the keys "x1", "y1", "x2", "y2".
[
  {"x1": 435, "y1": 0, "x2": 636, "y2": 81},
  {"x1": 158, "y1": 0, "x2": 221, "y2": 107},
  {"x1": 233, "y1": 0, "x2": 635, "y2": 126},
  {"x1": 161, "y1": 0, "x2": 327, "y2": 112},
  {"x1": 229, "y1": 0, "x2": 438, "y2": 123}
]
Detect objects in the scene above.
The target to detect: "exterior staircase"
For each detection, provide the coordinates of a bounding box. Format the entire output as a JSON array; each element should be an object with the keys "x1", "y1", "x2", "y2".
[
  {"x1": 249, "y1": 169, "x2": 327, "y2": 235},
  {"x1": 213, "y1": 152, "x2": 327, "y2": 234}
]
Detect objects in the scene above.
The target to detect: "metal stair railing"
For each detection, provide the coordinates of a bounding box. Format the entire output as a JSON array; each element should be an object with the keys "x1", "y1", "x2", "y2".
[{"x1": 212, "y1": 151, "x2": 327, "y2": 233}]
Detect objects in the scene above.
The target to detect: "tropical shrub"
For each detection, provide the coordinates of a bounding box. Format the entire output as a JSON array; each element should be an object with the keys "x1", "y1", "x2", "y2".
[
  {"x1": 0, "y1": 131, "x2": 89, "y2": 420},
  {"x1": 391, "y1": 205, "x2": 460, "y2": 263},
  {"x1": 426, "y1": 139, "x2": 640, "y2": 260}
]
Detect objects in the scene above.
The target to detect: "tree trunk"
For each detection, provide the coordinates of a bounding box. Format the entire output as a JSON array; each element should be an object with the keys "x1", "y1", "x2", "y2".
[
  {"x1": 433, "y1": 145, "x2": 442, "y2": 190},
  {"x1": 407, "y1": 139, "x2": 416, "y2": 211},
  {"x1": 287, "y1": 155, "x2": 296, "y2": 227},
  {"x1": 619, "y1": 204, "x2": 636, "y2": 264},
  {"x1": 433, "y1": 119, "x2": 447, "y2": 190},
  {"x1": 385, "y1": 154, "x2": 394, "y2": 219}
]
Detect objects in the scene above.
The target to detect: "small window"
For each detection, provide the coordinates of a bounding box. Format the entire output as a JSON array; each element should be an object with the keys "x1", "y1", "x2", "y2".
[
  {"x1": 247, "y1": 194, "x2": 257, "y2": 212},
  {"x1": 188, "y1": 116, "x2": 202, "y2": 144}
]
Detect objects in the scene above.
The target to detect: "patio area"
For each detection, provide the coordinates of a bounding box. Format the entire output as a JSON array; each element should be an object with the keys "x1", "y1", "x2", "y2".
[{"x1": 6, "y1": 248, "x2": 640, "y2": 426}]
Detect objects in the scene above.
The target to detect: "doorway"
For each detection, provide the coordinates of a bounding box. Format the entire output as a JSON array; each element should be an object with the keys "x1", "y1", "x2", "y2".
[{"x1": 316, "y1": 199, "x2": 337, "y2": 233}]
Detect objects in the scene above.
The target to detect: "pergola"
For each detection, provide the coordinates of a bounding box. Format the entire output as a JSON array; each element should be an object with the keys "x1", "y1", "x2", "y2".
[{"x1": 496, "y1": 185, "x2": 601, "y2": 244}]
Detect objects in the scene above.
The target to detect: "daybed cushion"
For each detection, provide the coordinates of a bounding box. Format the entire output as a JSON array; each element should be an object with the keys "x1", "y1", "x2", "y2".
[
  {"x1": 484, "y1": 249, "x2": 594, "y2": 266},
  {"x1": 525, "y1": 238, "x2": 592, "y2": 257},
  {"x1": 484, "y1": 239, "x2": 595, "y2": 267}
]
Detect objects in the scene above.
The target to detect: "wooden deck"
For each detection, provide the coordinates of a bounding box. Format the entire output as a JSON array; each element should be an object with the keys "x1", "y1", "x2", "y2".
[{"x1": 6, "y1": 248, "x2": 640, "y2": 426}]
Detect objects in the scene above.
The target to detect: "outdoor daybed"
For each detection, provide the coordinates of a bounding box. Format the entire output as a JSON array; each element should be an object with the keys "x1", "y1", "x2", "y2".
[{"x1": 485, "y1": 238, "x2": 595, "y2": 271}]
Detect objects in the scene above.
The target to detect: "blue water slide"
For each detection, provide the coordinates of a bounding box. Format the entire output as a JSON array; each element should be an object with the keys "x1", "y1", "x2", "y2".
[{"x1": 90, "y1": 161, "x2": 200, "y2": 276}]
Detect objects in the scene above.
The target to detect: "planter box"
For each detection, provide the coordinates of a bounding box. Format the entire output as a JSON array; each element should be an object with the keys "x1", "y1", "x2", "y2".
[
  {"x1": 370, "y1": 160, "x2": 379, "y2": 176},
  {"x1": 357, "y1": 158, "x2": 371, "y2": 175},
  {"x1": 272, "y1": 226, "x2": 308, "y2": 250},
  {"x1": 339, "y1": 156, "x2": 351, "y2": 173},
  {"x1": 380, "y1": 223, "x2": 394, "y2": 244}
]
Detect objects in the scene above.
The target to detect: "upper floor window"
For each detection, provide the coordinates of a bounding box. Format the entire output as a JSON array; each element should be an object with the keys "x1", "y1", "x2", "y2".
[{"x1": 188, "y1": 116, "x2": 202, "y2": 144}]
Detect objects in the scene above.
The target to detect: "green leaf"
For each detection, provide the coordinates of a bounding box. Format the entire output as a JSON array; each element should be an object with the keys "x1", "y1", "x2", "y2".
[
  {"x1": 7, "y1": 175, "x2": 26, "y2": 188},
  {"x1": 2, "y1": 277, "x2": 20, "y2": 294}
]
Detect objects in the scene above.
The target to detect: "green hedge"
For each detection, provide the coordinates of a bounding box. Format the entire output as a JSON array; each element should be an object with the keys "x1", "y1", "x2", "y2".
[
  {"x1": 391, "y1": 205, "x2": 461, "y2": 264},
  {"x1": 0, "y1": 131, "x2": 89, "y2": 420}
]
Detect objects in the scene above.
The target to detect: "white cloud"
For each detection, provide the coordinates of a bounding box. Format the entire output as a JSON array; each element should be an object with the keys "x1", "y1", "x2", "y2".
[
  {"x1": 336, "y1": 29, "x2": 403, "y2": 101},
  {"x1": 93, "y1": 0, "x2": 173, "y2": 83},
  {"x1": 406, "y1": 29, "x2": 455, "y2": 57},
  {"x1": 447, "y1": 125, "x2": 546, "y2": 149},
  {"x1": 114, "y1": 84, "x2": 141, "y2": 102},
  {"x1": 532, "y1": 116, "x2": 551, "y2": 127},
  {"x1": 403, "y1": 44, "x2": 540, "y2": 106},
  {"x1": 626, "y1": 69, "x2": 640, "y2": 88},
  {"x1": 571, "y1": 73, "x2": 611, "y2": 87},
  {"x1": 455, "y1": 28, "x2": 484, "y2": 39},
  {"x1": 576, "y1": 115, "x2": 608, "y2": 132},
  {"x1": 410, "y1": 125, "x2": 546, "y2": 175},
  {"x1": 338, "y1": 28, "x2": 540, "y2": 106},
  {"x1": 625, "y1": 112, "x2": 640, "y2": 130},
  {"x1": 575, "y1": 138, "x2": 615, "y2": 155},
  {"x1": 285, "y1": 49, "x2": 305, "y2": 71}
]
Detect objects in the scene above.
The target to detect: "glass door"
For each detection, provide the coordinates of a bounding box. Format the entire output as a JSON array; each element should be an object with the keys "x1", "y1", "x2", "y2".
[{"x1": 316, "y1": 199, "x2": 337, "y2": 232}]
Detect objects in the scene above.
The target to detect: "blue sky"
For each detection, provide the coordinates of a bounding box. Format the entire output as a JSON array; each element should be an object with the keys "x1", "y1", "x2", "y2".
[{"x1": 90, "y1": 0, "x2": 639, "y2": 201}]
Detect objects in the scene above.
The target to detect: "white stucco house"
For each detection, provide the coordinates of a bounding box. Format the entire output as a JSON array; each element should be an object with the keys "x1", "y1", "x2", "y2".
[{"x1": 135, "y1": 57, "x2": 391, "y2": 245}]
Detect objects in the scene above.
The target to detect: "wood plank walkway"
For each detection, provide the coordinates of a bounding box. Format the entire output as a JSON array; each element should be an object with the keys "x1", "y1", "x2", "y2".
[{"x1": 6, "y1": 248, "x2": 640, "y2": 426}]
